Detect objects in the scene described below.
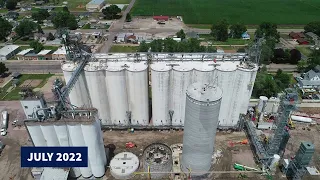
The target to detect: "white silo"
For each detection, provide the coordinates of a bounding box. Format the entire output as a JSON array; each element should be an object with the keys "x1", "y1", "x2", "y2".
[
  {"x1": 81, "y1": 120, "x2": 106, "y2": 178},
  {"x1": 27, "y1": 125, "x2": 47, "y2": 146},
  {"x1": 257, "y1": 96, "x2": 269, "y2": 113},
  {"x1": 40, "y1": 125, "x2": 59, "y2": 146},
  {"x1": 150, "y1": 62, "x2": 172, "y2": 126},
  {"x1": 269, "y1": 154, "x2": 280, "y2": 172},
  {"x1": 110, "y1": 152, "x2": 139, "y2": 179},
  {"x1": 170, "y1": 62, "x2": 193, "y2": 126},
  {"x1": 192, "y1": 61, "x2": 215, "y2": 84},
  {"x1": 181, "y1": 82, "x2": 222, "y2": 176},
  {"x1": 126, "y1": 61, "x2": 149, "y2": 126},
  {"x1": 84, "y1": 62, "x2": 111, "y2": 125},
  {"x1": 68, "y1": 124, "x2": 93, "y2": 178},
  {"x1": 95, "y1": 120, "x2": 107, "y2": 166},
  {"x1": 62, "y1": 62, "x2": 91, "y2": 108},
  {"x1": 216, "y1": 62, "x2": 238, "y2": 127},
  {"x1": 105, "y1": 62, "x2": 129, "y2": 125}
]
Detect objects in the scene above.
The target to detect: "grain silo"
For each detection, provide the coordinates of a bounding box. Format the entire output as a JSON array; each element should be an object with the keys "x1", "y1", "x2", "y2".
[
  {"x1": 257, "y1": 96, "x2": 269, "y2": 113},
  {"x1": 192, "y1": 61, "x2": 215, "y2": 84},
  {"x1": 110, "y1": 152, "x2": 139, "y2": 179},
  {"x1": 216, "y1": 62, "x2": 237, "y2": 127},
  {"x1": 181, "y1": 82, "x2": 222, "y2": 176},
  {"x1": 105, "y1": 62, "x2": 129, "y2": 126},
  {"x1": 143, "y1": 143, "x2": 173, "y2": 179},
  {"x1": 170, "y1": 62, "x2": 193, "y2": 127},
  {"x1": 84, "y1": 62, "x2": 111, "y2": 125},
  {"x1": 150, "y1": 62, "x2": 172, "y2": 126},
  {"x1": 40, "y1": 125, "x2": 59, "y2": 146},
  {"x1": 126, "y1": 61, "x2": 149, "y2": 126},
  {"x1": 62, "y1": 62, "x2": 91, "y2": 108}
]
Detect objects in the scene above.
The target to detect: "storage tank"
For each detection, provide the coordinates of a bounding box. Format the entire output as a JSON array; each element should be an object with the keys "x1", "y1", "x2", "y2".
[
  {"x1": 150, "y1": 62, "x2": 172, "y2": 126},
  {"x1": 95, "y1": 120, "x2": 107, "y2": 166},
  {"x1": 272, "y1": 100, "x2": 280, "y2": 113},
  {"x1": 239, "y1": 65, "x2": 258, "y2": 113},
  {"x1": 181, "y1": 83, "x2": 222, "y2": 176},
  {"x1": 143, "y1": 143, "x2": 173, "y2": 179},
  {"x1": 126, "y1": 62, "x2": 149, "y2": 126},
  {"x1": 170, "y1": 62, "x2": 193, "y2": 126},
  {"x1": 105, "y1": 62, "x2": 129, "y2": 125},
  {"x1": 81, "y1": 120, "x2": 106, "y2": 178},
  {"x1": 216, "y1": 62, "x2": 237, "y2": 127},
  {"x1": 84, "y1": 62, "x2": 111, "y2": 125},
  {"x1": 110, "y1": 152, "x2": 139, "y2": 179},
  {"x1": 290, "y1": 115, "x2": 312, "y2": 123},
  {"x1": 269, "y1": 154, "x2": 280, "y2": 172},
  {"x1": 192, "y1": 61, "x2": 215, "y2": 84},
  {"x1": 27, "y1": 125, "x2": 47, "y2": 146},
  {"x1": 40, "y1": 125, "x2": 59, "y2": 146},
  {"x1": 257, "y1": 96, "x2": 269, "y2": 113},
  {"x1": 68, "y1": 124, "x2": 93, "y2": 178},
  {"x1": 62, "y1": 62, "x2": 91, "y2": 108}
]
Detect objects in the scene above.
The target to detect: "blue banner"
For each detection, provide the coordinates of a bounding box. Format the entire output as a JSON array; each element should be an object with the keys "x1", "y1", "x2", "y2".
[{"x1": 21, "y1": 147, "x2": 88, "y2": 167}]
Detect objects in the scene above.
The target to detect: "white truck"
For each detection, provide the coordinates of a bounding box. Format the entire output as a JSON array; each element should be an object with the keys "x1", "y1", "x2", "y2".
[{"x1": 1, "y1": 111, "x2": 8, "y2": 136}]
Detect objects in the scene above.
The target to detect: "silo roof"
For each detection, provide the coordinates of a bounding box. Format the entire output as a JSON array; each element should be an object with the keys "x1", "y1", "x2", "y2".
[
  {"x1": 110, "y1": 152, "x2": 139, "y2": 177},
  {"x1": 127, "y1": 61, "x2": 148, "y2": 71},
  {"x1": 61, "y1": 63, "x2": 76, "y2": 71},
  {"x1": 106, "y1": 62, "x2": 126, "y2": 71},
  {"x1": 150, "y1": 62, "x2": 172, "y2": 71},
  {"x1": 187, "y1": 82, "x2": 222, "y2": 102},
  {"x1": 173, "y1": 62, "x2": 193, "y2": 71},
  {"x1": 193, "y1": 61, "x2": 215, "y2": 71},
  {"x1": 216, "y1": 61, "x2": 238, "y2": 71},
  {"x1": 84, "y1": 62, "x2": 106, "y2": 71}
]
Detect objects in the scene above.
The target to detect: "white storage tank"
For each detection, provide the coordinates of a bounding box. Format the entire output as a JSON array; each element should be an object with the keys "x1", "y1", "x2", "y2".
[
  {"x1": 269, "y1": 154, "x2": 280, "y2": 172},
  {"x1": 257, "y1": 96, "x2": 269, "y2": 113},
  {"x1": 265, "y1": 97, "x2": 280, "y2": 113},
  {"x1": 216, "y1": 62, "x2": 237, "y2": 127},
  {"x1": 170, "y1": 62, "x2": 193, "y2": 126},
  {"x1": 290, "y1": 115, "x2": 312, "y2": 123},
  {"x1": 40, "y1": 125, "x2": 59, "y2": 146},
  {"x1": 192, "y1": 61, "x2": 215, "y2": 84},
  {"x1": 110, "y1": 152, "x2": 139, "y2": 179},
  {"x1": 126, "y1": 62, "x2": 149, "y2": 126},
  {"x1": 150, "y1": 62, "x2": 172, "y2": 126},
  {"x1": 84, "y1": 62, "x2": 111, "y2": 125},
  {"x1": 181, "y1": 83, "x2": 222, "y2": 176},
  {"x1": 27, "y1": 125, "x2": 47, "y2": 146},
  {"x1": 105, "y1": 62, "x2": 129, "y2": 126},
  {"x1": 81, "y1": 120, "x2": 106, "y2": 178},
  {"x1": 62, "y1": 62, "x2": 91, "y2": 108}
]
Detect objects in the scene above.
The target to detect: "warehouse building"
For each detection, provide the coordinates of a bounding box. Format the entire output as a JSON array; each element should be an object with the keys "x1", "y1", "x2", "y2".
[
  {"x1": 52, "y1": 47, "x2": 67, "y2": 60},
  {"x1": 86, "y1": 0, "x2": 105, "y2": 11},
  {"x1": 0, "y1": 45, "x2": 20, "y2": 61}
]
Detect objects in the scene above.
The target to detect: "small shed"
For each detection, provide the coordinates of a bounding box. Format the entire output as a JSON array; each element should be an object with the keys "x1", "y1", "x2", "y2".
[
  {"x1": 241, "y1": 32, "x2": 250, "y2": 40},
  {"x1": 289, "y1": 32, "x2": 305, "y2": 39},
  {"x1": 297, "y1": 38, "x2": 309, "y2": 45},
  {"x1": 153, "y1": 16, "x2": 169, "y2": 21}
]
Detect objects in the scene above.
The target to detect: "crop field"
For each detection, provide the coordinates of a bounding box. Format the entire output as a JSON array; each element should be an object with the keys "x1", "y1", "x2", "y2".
[{"x1": 131, "y1": 0, "x2": 320, "y2": 25}]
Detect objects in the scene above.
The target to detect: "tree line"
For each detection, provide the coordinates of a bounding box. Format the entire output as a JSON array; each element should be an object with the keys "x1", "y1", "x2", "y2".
[{"x1": 210, "y1": 20, "x2": 247, "y2": 41}]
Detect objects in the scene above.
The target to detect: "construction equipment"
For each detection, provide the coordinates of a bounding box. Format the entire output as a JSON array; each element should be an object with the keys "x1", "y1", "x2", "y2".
[
  {"x1": 229, "y1": 139, "x2": 248, "y2": 147},
  {"x1": 233, "y1": 163, "x2": 260, "y2": 171},
  {"x1": 288, "y1": 118, "x2": 295, "y2": 130},
  {"x1": 125, "y1": 142, "x2": 137, "y2": 148}
]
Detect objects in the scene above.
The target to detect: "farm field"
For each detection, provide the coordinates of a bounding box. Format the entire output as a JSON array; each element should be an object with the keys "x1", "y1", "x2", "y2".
[{"x1": 131, "y1": 0, "x2": 320, "y2": 25}]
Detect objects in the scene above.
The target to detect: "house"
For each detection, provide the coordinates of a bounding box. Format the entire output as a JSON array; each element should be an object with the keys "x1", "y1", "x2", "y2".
[
  {"x1": 297, "y1": 38, "x2": 309, "y2": 45},
  {"x1": 21, "y1": 6, "x2": 32, "y2": 11},
  {"x1": 186, "y1": 31, "x2": 199, "y2": 39},
  {"x1": 37, "y1": 50, "x2": 53, "y2": 60},
  {"x1": 86, "y1": 0, "x2": 106, "y2": 11},
  {"x1": 6, "y1": 12, "x2": 19, "y2": 20},
  {"x1": 241, "y1": 32, "x2": 250, "y2": 40},
  {"x1": 0, "y1": 45, "x2": 20, "y2": 61},
  {"x1": 305, "y1": 32, "x2": 319, "y2": 41},
  {"x1": 116, "y1": 33, "x2": 127, "y2": 43},
  {"x1": 24, "y1": 52, "x2": 38, "y2": 60},
  {"x1": 298, "y1": 65, "x2": 320, "y2": 88},
  {"x1": 11, "y1": 72, "x2": 21, "y2": 79},
  {"x1": 52, "y1": 47, "x2": 66, "y2": 60},
  {"x1": 126, "y1": 34, "x2": 137, "y2": 43},
  {"x1": 153, "y1": 16, "x2": 169, "y2": 21},
  {"x1": 16, "y1": 49, "x2": 34, "y2": 60},
  {"x1": 289, "y1": 32, "x2": 306, "y2": 39},
  {"x1": 35, "y1": 1, "x2": 45, "y2": 5},
  {"x1": 34, "y1": 33, "x2": 49, "y2": 43}
]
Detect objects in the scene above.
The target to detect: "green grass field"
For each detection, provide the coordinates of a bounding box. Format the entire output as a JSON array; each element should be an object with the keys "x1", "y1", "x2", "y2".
[
  {"x1": 131, "y1": 0, "x2": 320, "y2": 24},
  {"x1": 296, "y1": 46, "x2": 313, "y2": 56},
  {"x1": 108, "y1": 0, "x2": 131, "y2": 4},
  {"x1": 110, "y1": 45, "x2": 138, "y2": 52}
]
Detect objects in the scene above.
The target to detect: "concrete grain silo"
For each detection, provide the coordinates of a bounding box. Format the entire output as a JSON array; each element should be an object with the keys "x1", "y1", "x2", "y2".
[
  {"x1": 192, "y1": 61, "x2": 215, "y2": 84},
  {"x1": 181, "y1": 82, "x2": 222, "y2": 176}
]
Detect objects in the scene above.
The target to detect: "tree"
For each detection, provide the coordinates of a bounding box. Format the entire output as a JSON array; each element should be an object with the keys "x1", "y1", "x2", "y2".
[
  {"x1": 289, "y1": 49, "x2": 301, "y2": 64},
  {"x1": 138, "y1": 41, "x2": 149, "y2": 52},
  {"x1": 297, "y1": 60, "x2": 308, "y2": 73},
  {"x1": 260, "y1": 43, "x2": 274, "y2": 64},
  {"x1": 230, "y1": 23, "x2": 247, "y2": 39},
  {"x1": 255, "y1": 22, "x2": 280, "y2": 41},
  {"x1": 15, "y1": 20, "x2": 37, "y2": 37},
  {"x1": 125, "y1": 13, "x2": 132, "y2": 22},
  {"x1": 0, "y1": 0, "x2": 5, "y2": 7},
  {"x1": 304, "y1": 21, "x2": 320, "y2": 36},
  {"x1": 29, "y1": 41, "x2": 44, "y2": 53},
  {"x1": 52, "y1": 11, "x2": 78, "y2": 30},
  {"x1": 210, "y1": 19, "x2": 228, "y2": 41},
  {"x1": 176, "y1": 29, "x2": 186, "y2": 40},
  {"x1": 6, "y1": 0, "x2": 17, "y2": 10},
  {"x1": 274, "y1": 69, "x2": 290, "y2": 89},
  {"x1": 0, "y1": 62, "x2": 8, "y2": 75},
  {"x1": 47, "y1": 32, "x2": 55, "y2": 40},
  {"x1": 62, "y1": 6, "x2": 69, "y2": 13},
  {"x1": 0, "y1": 17, "x2": 12, "y2": 41},
  {"x1": 102, "y1": 5, "x2": 121, "y2": 20},
  {"x1": 32, "y1": 9, "x2": 50, "y2": 22}
]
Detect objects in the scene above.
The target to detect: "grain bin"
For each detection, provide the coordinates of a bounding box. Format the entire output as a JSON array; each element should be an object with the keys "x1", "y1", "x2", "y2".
[
  {"x1": 110, "y1": 152, "x2": 139, "y2": 179},
  {"x1": 257, "y1": 96, "x2": 269, "y2": 113},
  {"x1": 181, "y1": 82, "x2": 222, "y2": 176}
]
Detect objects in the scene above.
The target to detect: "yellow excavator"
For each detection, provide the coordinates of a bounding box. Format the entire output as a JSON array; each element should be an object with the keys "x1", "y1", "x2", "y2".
[{"x1": 288, "y1": 118, "x2": 295, "y2": 130}]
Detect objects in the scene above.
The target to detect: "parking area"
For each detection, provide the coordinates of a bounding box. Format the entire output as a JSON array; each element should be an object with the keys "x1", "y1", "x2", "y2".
[{"x1": 123, "y1": 17, "x2": 187, "y2": 30}]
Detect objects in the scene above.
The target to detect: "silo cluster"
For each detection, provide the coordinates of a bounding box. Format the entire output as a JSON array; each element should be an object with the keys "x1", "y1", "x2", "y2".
[{"x1": 110, "y1": 152, "x2": 139, "y2": 179}]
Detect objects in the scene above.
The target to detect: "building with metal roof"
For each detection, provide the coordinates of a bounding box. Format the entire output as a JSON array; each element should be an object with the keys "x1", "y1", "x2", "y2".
[
  {"x1": 86, "y1": 0, "x2": 105, "y2": 11},
  {"x1": 16, "y1": 49, "x2": 34, "y2": 60},
  {"x1": 0, "y1": 45, "x2": 20, "y2": 61},
  {"x1": 40, "y1": 168, "x2": 70, "y2": 180},
  {"x1": 52, "y1": 47, "x2": 67, "y2": 60},
  {"x1": 37, "y1": 50, "x2": 53, "y2": 60}
]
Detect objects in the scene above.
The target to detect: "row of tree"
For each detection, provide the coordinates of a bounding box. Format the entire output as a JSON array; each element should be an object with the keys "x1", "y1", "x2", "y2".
[
  {"x1": 0, "y1": 0, "x2": 18, "y2": 10},
  {"x1": 210, "y1": 20, "x2": 247, "y2": 41},
  {"x1": 297, "y1": 50, "x2": 320, "y2": 73},
  {"x1": 304, "y1": 21, "x2": 320, "y2": 36}
]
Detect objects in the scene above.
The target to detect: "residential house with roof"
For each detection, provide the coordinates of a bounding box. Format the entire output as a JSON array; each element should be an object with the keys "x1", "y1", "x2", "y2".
[
  {"x1": 306, "y1": 32, "x2": 319, "y2": 41},
  {"x1": 289, "y1": 32, "x2": 309, "y2": 45},
  {"x1": 6, "y1": 12, "x2": 19, "y2": 20},
  {"x1": 241, "y1": 32, "x2": 250, "y2": 40},
  {"x1": 34, "y1": 33, "x2": 49, "y2": 43},
  {"x1": 37, "y1": 50, "x2": 53, "y2": 60},
  {"x1": 0, "y1": 45, "x2": 20, "y2": 60},
  {"x1": 86, "y1": 0, "x2": 106, "y2": 11},
  {"x1": 52, "y1": 47, "x2": 66, "y2": 60},
  {"x1": 298, "y1": 65, "x2": 320, "y2": 88},
  {"x1": 16, "y1": 49, "x2": 34, "y2": 60}
]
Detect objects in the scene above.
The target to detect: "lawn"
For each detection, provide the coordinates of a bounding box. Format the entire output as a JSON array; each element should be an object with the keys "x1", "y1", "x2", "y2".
[
  {"x1": 110, "y1": 45, "x2": 138, "y2": 52},
  {"x1": 199, "y1": 34, "x2": 252, "y2": 45},
  {"x1": 131, "y1": 0, "x2": 320, "y2": 24},
  {"x1": 296, "y1": 46, "x2": 313, "y2": 57},
  {"x1": 59, "y1": 0, "x2": 90, "y2": 11},
  {"x1": 82, "y1": 23, "x2": 91, "y2": 29},
  {"x1": 2, "y1": 74, "x2": 54, "y2": 100},
  {"x1": 0, "y1": 9, "x2": 8, "y2": 13},
  {"x1": 108, "y1": 0, "x2": 131, "y2": 4}
]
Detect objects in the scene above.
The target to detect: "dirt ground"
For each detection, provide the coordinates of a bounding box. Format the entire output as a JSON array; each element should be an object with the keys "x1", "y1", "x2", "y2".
[
  {"x1": 36, "y1": 75, "x2": 64, "y2": 100},
  {"x1": 19, "y1": 79, "x2": 42, "y2": 88},
  {"x1": 123, "y1": 17, "x2": 187, "y2": 31},
  {"x1": 0, "y1": 76, "x2": 13, "y2": 88}
]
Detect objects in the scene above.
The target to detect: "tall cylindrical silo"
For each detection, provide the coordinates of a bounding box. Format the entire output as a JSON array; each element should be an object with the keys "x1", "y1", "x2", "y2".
[
  {"x1": 239, "y1": 65, "x2": 258, "y2": 113},
  {"x1": 257, "y1": 96, "x2": 269, "y2": 113},
  {"x1": 127, "y1": 62, "x2": 149, "y2": 126},
  {"x1": 84, "y1": 62, "x2": 111, "y2": 125},
  {"x1": 81, "y1": 120, "x2": 106, "y2": 178},
  {"x1": 105, "y1": 62, "x2": 129, "y2": 125},
  {"x1": 192, "y1": 61, "x2": 215, "y2": 84},
  {"x1": 170, "y1": 62, "x2": 193, "y2": 127},
  {"x1": 150, "y1": 62, "x2": 172, "y2": 126},
  {"x1": 62, "y1": 62, "x2": 91, "y2": 108},
  {"x1": 181, "y1": 83, "x2": 222, "y2": 176},
  {"x1": 216, "y1": 62, "x2": 237, "y2": 127},
  {"x1": 40, "y1": 125, "x2": 59, "y2": 146},
  {"x1": 68, "y1": 124, "x2": 93, "y2": 178},
  {"x1": 95, "y1": 120, "x2": 107, "y2": 166},
  {"x1": 27, "y1": 125, "x2": 47, "y2": 146},
  {"x1": 110, "y1": 152, "x2": 139, "y2": 179}
]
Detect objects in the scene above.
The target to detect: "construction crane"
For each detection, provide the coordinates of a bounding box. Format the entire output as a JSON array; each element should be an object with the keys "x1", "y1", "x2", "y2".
[{"x1": 35, "y1": 31, "x2": 92, "y2": 121}]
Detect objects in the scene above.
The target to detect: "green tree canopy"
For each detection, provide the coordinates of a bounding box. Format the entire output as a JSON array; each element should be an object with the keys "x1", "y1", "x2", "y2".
[
  {"x1": 29, "y1": 41, "x2": 44, "y2": 53},
  {"x1": 176, "y1": 29, "x2": 186, "y2": 40},
  {"x1": 138, "y1": 41, "x2": 149, "y2": 52},
  {"x1": 0, "y1": 62, "x2": 9, "y2": 75},
  {"x1": 0, "y1": 17, "x2": 12, "y2": 41},
  {"x1": 6, "y1": 0, "x2": 17, "y2": 10},
  {"x1": 125, "y1": 13, "x2": 132, "y2": 22},
  {"x1": 52, "y1": 11, "x2": 78, "y2": 30},
  {"x1": 47, "y1": 32, "x2": 55, "y2": 40},
  {"x1": 255, "y1": 22, "x2": 280, "y2": 41},
  {"x1": 210, "y1": 19, "x2": 229, "y2": 41},
  {"x1": 32, "y1": 9, "x2": 50, "y2": 22},
  {"x1": 102, "y1": 5, "x2": 121, "y2": 20},
  {"x1": 230, "y1": 23, "x2": 247, "y2": 39},
  {"x1": 304, "y1": 21, "x2": 320, "y2": 36},
  {"x1": 15, "y1": 20, "x2": 37, "y2": 37}
]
